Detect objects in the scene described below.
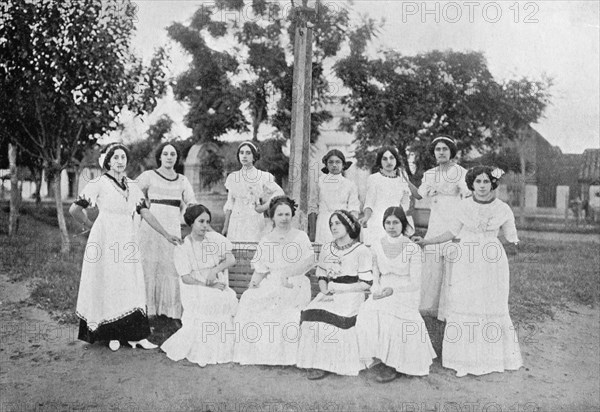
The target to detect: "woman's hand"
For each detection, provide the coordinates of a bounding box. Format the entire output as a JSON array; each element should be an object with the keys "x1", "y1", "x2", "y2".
[
  {"x1": 164, "y1": 234, "x2": 183, "y2": 245},
  {"x1": 212, "y1": 282, "x2": 226, "y2": 291},
  {"x1": 358, "y1": 216, "x2": 369, "y2": 228},
  {"x1": 373, "y1": 287, "x2": 393, "y2": 300},
  {"x1": 221, "y1": 226, "x2": 228, "y2": 236},
  {"x1": 248, "y1": 280, "x2": 259, "y2": 289},
  {"x1": 281, "y1": 277, "x2": 293, "y2": 289}
]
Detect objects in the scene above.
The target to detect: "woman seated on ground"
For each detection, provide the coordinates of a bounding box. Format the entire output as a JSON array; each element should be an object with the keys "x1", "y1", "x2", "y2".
[
  {"x1": 416, "y1": 166, "x2": 523, "y2": 377},
  {"x1": 296, "y1": 210, "x2": 372, "y2": 380},
  {"x1": 356, "y1": 206, "x2": 436, "y2": 383},
  {"x1": 233, "y1": 196, "x2": 316, "y2": 366},
  {"x1": 161, "y1": 204, "x2": 238, "y2": 367}
]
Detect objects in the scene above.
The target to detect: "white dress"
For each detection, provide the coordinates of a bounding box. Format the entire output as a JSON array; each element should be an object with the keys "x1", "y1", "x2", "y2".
[
  {"x1": 356, "y1": 235, "x2": 436, "y2": 376},
  {"x1": 161, "y1": 232, "x2": 238, "y2": 367},
  {"x1": 362, "y1": 172, "x2": 412, "y2": 246},
  {"x1": 74, "y1": 175, "x2": 150, "y2": 343},
  {"x1": 417, "y1": 163, "x2": 469, "y2": 319},
  {"x1": 309, "y1": 173, "x2": 361, "y2": 245},
  {"x1": 137, "y1": 170, "x2": 196, "y2": 319},
  {"x1": 296, "y1": 242, "x2": 373, "y2": 376},
  {"x1": 224, "y1": 168, "x2": 284, "y2": 242},
  {"x1": 232, "y1": 229, "x2": 314, "y2": 365},
  {"x1": 442, "y1": 197, "x2": 523, "y2": 377}
]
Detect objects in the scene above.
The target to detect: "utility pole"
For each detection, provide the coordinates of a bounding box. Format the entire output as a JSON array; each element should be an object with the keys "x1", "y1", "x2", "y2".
[{"x1": 288, "y1": 0, "x2": 315, "y2": 231}]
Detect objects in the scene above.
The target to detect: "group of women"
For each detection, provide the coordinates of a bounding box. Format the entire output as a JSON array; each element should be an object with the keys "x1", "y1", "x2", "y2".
[{"x1": 70, "y1": 136, "x2": 523, "y2": 382}]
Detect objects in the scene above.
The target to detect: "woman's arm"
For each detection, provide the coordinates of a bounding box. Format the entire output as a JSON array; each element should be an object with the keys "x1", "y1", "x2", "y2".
[
  {"x1": 139, "y1": 208, "x2": 181, "y2": 245},
  {"x1": 416, "y1": 230, "x2": 456, "y2": 246},
  {"x1": 247, "y1": 270, "x2": 268, "y2": 289},
  {"x1": 69, "y1": 204, "x2": 94, "y2": 229}
]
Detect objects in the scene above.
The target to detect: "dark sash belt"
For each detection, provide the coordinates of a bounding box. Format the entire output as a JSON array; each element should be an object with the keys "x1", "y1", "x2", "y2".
[
  {"x1": 150, "y1": 199, "x2": 181, "y2": 208},
  {"x1": 300, "y1": 309, "x2": 357, "y2": 329}
]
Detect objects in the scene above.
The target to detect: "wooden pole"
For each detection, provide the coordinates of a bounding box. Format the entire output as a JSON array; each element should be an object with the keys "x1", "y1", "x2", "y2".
[{"x1": 288, "y1": 10, "x2": 313, "y2": 231}]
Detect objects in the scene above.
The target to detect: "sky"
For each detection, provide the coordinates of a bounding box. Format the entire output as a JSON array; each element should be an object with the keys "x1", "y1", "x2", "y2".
[{"x1": 123, "y1": 0, "x2": 600, "y2": 154}]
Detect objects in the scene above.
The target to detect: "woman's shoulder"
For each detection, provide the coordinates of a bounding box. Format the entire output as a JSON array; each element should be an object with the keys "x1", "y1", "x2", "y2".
[{"x1": 205, "y1": 230, "x2": 229, "y2": 243}]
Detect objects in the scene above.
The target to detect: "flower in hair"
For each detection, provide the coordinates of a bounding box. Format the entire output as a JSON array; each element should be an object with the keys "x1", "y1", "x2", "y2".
[{"x1": 491, "y1": 168, "x2": 505, "y2": 180}]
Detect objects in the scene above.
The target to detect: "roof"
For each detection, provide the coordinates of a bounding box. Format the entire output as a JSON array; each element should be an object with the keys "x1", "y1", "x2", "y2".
[{"x1": 579, "y1": 149, "x2": 600, "y2": 184}]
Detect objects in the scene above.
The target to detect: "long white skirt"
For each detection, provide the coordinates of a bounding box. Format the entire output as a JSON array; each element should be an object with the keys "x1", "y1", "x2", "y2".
[
  {"x1": 161, "y1": 285, "x2": 238, "y2": 367},
  {"x1": 233, "y1": 275, "x2": 310, "y2": 365}
]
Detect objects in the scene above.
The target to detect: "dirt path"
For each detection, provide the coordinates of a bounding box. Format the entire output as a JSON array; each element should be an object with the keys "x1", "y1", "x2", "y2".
[{"x1": 1, "y1": 275, "x2": 598, "y2": 412}]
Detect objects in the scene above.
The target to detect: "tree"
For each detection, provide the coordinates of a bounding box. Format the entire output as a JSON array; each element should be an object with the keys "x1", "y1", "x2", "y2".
[
  {"x1": 127, "y1": 115, "x2": 175, "y2": 176},
  {"x1": 167, "y1": 0, "x2": 367, "y2": 187},
  {"x1": 0, "y1": 0, "x2": 168, "y2": 252},
  {"x1": 335, "y1": 43, "x2": 552, "y2": 179}
]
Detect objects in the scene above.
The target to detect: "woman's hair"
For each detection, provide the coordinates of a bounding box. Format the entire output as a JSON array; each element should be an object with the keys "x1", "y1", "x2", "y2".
[
  {"x1": 382, "y1": 206, "x2": 410, "y2": 235},
  {"x1": 183, "y1": 204, "x2": 212, "y2": 226},
  {"x1": 330, "y1": 210, "x2": 361, "y2": 240},
  {"x1": 374, "y1": 145, "x2": 402, "y2": 172},
  {"x1": 465, "y1": 165, "x2": 500, "y2": 191},
  {"x1": 101, "y1": 143, "x2": 130, "y2": 171},
  {"x1": 429, "y1": 136, "x2": 458, "y2": 159},
  {"x1": 237, "y1": 141, "x2": 260, "y2": 164},
  {"x1": 268, "y1": 196, "x2": 297, "y2": 219},
  {"x1": 155, "y1": 142, "x2": 181, "y2": 168},
  {"x1": 321, "y1": 149, "x2": 352, "y2": 174}
]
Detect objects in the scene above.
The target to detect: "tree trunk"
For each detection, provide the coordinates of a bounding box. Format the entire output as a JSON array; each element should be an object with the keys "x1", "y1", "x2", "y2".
[
  {"x1": 34, "y1": 168, "x2": 42, "y2": 205},
  {"x1": 52, "y1": 172, "x2": 71, "y2": 254},
  {"x1": 8, "y1": 143, "x2": 20, "y2": 236},
  {"x1": 518, "y1": 134, "x2": 527, "y2": 226}
]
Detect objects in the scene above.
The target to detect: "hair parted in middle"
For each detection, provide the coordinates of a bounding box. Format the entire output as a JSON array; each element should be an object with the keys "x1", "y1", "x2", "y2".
[
  {"x1": 330, "y1": 209, "x2": 361, "y2": 240},
  {"x1": 183, "y1": 204, "x2": 212, "y2": 226}
]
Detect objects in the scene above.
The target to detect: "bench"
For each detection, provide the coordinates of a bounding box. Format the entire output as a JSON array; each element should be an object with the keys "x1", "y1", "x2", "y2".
[{"x1": 228, "y1": 242, "x2": 323, "y2": 299}]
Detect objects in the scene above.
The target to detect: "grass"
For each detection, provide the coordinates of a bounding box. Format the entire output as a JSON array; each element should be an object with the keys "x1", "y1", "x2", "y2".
[{"x1": 1, "y1": 201, "x2": 598, "y2": 327}]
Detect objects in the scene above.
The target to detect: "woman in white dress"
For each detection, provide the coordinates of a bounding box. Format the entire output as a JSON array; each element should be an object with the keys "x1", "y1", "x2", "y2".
[
  {"x1": 359, "y1": 146, "x2": 418, "y2": 246},
  {"x1": 161, "y1": 204, "x2": 239, "y2": 367},
  {"x1": 137, "y1": 142, "x2": 197, "y2": 320},
  {"x1": 233, "y1": 196, "x2": 316, "y2": 365},
  {"x1": 416, "y1": 136, "x2": 469, "y2": 320},
  {"x1": 297, "y1": 210, "x2": 372, "y2": 379},
  {"x1": 222, "y1": 141, "x2": 284, "y2": 242},
  {"x1": 356, "y1": 206, "x2": 436, "y2": 383},
  {"x1": 69, "y1": 143, "x2": 181, "y2": 352},
  {"x1": 416, "y1": 166, "x2": 523, "y2": 377},
  {"x1": 308, "y1": 149, "x2": 360, "y2": 244}
]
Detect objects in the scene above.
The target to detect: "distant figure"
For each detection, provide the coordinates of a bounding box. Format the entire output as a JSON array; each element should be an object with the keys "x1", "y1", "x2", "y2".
[{"x1": 222, "y1": 141, "x2": 284, "y2": 242}]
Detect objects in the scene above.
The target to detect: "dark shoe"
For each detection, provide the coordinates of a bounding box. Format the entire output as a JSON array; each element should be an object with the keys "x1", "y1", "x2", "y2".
[
  {"x1": 307, "y1": 369, "x2": 330, "y2": 380},
  {"x1": 375, "y1": 365, "x2": 398, "y2": 383}
]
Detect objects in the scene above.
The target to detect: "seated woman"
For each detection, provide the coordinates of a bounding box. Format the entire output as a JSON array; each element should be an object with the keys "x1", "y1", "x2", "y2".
[
  {"x1": 356, "y1": 206, "x2": 436, "y2": 383},
  {"x1": 161, "y1": 204, "x2": 238, "y2": 367},
  {"x1": 296, "y1": 210, "x2": 372, "y2": 379},
  {"x1": 233, "y1": 196, "x2": 316, "y2": 366}
]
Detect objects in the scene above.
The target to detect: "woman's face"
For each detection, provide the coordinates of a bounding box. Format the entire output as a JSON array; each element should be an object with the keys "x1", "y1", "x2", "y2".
[
  {"x1": 329, "y1": 214, "x2": 349, "y2": 240},
  {"x1": 238, "y1": 146, "x2": 254, "y2": 166},
  {"x1": 109, "y1": 149, "x2": 127, "y2": 173},
  {"x1": 272, "y1": 204, "x2": 292, "y2": 229},
  {"x1": 380, "y1": 151, "x2": 397, "y2": 172},
  {"x1": 473, "y1": 173, "x2": 493, "y2": 197},
  {"x1": 384, "y1": 215, "x2": 403, "y2": 238},
  {"x1": 160, "y1": 144, "x2": 177, "y2": 169},
  {"x1": 326, "y1": 155, "x2": 343, "y2": 175},
  {"x1": 434, "y1": 142, "x2": 451, "y2": 164},
  {"x1": 191, "y1": 212, "x2": 211, "y2": 237}
]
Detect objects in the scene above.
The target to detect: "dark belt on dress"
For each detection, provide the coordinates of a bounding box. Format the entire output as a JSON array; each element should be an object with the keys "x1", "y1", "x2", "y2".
[{"x1": 150, "y1": 199, "x2": 181, "y2": 208}]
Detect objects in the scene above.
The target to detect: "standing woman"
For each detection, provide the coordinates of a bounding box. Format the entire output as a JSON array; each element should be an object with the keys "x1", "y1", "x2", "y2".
[
  {"x1": 233, "y1": 196, "x2": 315, "y2": 366},
  {"x1": 297, "y1": 210, "x2": 372, "y2": 379},
  {"x1": 161, "y1": 204, "x2": 239, "y2": 367},
  {"x1": 69, "y1": 143, "x2": 181, "y2": 351},
  {"x1": 416, "y1": 166, "x2": 522, "y2": 377},
  {"x1": 356, "y1": 207, "x2": 436, "y2": 383},
  {"x1": 137, "y1": 142, "x2": 197, "y2": 320},
  {"x1": 417, "y1": 136, "x2": 469, "y2": 320},
  {"x1": 222, "y1": 141, "x2": 284, "y2": 242},
  {"x1": 308, "y1": 149, "x2": 360, "y2": 244},
  {"x1": 359, "y1": 146, "x2": 418, "y2": 246}
]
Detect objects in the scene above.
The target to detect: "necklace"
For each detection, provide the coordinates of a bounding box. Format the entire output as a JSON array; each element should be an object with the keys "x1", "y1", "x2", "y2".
[
  {"x1": 380, "y1": 170, "x2": 398, "y2": 179},
  {"x1": 333, "y1": 239, "x2": 357, "y2": 250}
]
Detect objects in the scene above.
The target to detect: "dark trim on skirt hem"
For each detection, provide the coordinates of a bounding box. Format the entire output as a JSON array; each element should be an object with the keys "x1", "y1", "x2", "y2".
[
  {"x1": 300, "y1": 309, "x2": 357, "y2": 329},
  {"x1": 78, "y1": 309, "x2": 150, "y2": 343}
]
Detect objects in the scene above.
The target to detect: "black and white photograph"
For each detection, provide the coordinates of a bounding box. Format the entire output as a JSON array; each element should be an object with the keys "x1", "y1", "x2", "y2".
[{"x1": 1, "y1": 1, "x2": 599, "y2": 411}]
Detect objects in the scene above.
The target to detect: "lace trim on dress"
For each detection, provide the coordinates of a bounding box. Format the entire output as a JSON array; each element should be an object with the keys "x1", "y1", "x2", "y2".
[{"x1": 76, "y1": 306, "x2": 147, "y2": 331}]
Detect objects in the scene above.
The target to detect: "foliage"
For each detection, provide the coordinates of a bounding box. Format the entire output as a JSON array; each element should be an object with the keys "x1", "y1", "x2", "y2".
[
  {"x1": 335, "y1": 42, "x2": 552, "y2": 176},
  {"x1": 0, "y1": 0, "x2": 168, "y2": 248}
]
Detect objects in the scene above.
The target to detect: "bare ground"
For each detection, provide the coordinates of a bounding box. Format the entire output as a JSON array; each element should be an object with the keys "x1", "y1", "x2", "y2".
[{"x1": 1, "y1": 274, "x2": 598, "y2": 412}]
